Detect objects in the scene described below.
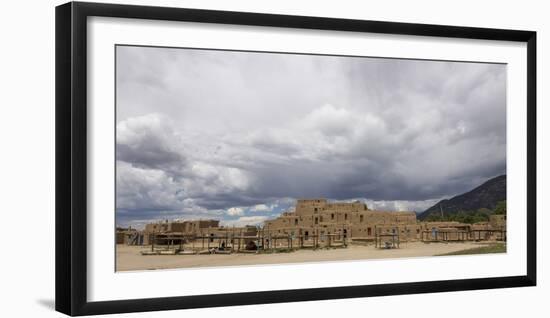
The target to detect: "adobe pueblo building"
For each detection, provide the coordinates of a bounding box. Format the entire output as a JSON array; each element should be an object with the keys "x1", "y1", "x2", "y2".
[
  {"x1": 118, "y1": 198, "x2": 506, "y2": 254},
  {"x1": 125, "y1": 219, "x2": 260, "y2": 253},
  {"x1": 264, "y1": 199, "x2": 419, "y2": 247}
]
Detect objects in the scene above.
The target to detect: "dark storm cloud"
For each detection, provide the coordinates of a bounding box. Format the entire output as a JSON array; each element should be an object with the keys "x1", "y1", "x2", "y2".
[
  {"x1": 116, "y1": 140, "x2": 184, "y2": 172},
  {"x1": 115, "y1": 46, "x2": 506, "y2": 227},
  {"x1": 116, "y1": 114, "x2": 187, "y2": 178}
]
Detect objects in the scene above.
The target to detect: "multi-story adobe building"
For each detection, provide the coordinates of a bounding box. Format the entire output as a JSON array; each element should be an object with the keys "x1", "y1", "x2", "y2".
[{"x1": 263, "y1": 198, "x2": 420, "y2": 242}]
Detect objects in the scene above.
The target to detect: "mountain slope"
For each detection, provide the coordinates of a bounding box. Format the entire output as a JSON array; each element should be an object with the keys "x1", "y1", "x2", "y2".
[{"x1": 417, "y1": 175, "x2": 506, "y2": 220}]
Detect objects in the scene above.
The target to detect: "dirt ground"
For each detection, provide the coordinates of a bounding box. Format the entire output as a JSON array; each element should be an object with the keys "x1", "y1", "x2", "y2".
[{"x1": 116, "y1": 241, "x2": 501, "y2": 271}]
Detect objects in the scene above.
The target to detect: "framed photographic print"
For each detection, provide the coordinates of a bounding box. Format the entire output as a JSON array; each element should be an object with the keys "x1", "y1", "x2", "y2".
[{"x1": 55, "y1": 1, "x2": 536, "y2": 316}]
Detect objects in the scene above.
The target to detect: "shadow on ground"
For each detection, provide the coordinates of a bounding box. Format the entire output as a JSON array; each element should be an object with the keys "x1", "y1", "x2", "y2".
[{"x1": 37, "y1": 299, "x2": 55, "y2": 311}]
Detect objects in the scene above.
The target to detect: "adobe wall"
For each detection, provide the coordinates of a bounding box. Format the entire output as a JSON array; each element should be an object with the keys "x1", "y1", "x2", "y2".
[
  {"x1": 295, "y1": 199, "x2": 368, "y2": 217},
  {"x1": 144, "y1": 219, "x2": 220, "y2": 234}
]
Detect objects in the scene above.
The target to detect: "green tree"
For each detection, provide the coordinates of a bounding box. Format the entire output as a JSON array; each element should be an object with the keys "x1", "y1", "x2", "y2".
[
  {"x1": 477, "y1": 208, "x2": 492, "y2": 215},
  {"x1": 494, "y1": 200, "x2": 507, "y2": 215},
  {"x1": 424, "y1": 209, "x2": 489, "y2": 224}
]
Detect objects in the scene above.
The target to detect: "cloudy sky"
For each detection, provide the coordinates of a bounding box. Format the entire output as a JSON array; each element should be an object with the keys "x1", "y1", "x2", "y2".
[{"x1": 115, "y1": 45, "x2": 506, "y2": 229}]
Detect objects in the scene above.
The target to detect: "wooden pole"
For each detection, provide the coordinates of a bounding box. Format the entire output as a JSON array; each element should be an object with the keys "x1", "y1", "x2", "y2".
[
  {"x1": 318, "y1": 231, "x2": 320, "y2": 248},
  {"x1": 238, "y1": 230, "x2": 242, "y2": 252},
  {"x1": 286, "y1": 234, "x2": 290, "y2": 248},
  {"x1": 397, "y1": 232, "x2": 400, "y2": 248},
  {"x1": 287, "y1": 234, "x2": 292, "y2": 248}
]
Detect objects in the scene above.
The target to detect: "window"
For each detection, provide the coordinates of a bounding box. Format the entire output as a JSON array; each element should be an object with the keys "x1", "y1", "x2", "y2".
[
  {"x1": 345, "y1": 214, "x2": 348, "y2": 220},
  {"x1": 314, "y1": 208, "x2": 318, "y2": 212},
  {"x1": 367, "y1": 228, "x2": 372, "y2": 236},
  {"x1": 360, "y1": 215, "x2": 364, "y2": 223},
  {"x1": 295, "y1": 219, "x2": 298, "y2": 225},
  {"x1": 315, "y1": 217, "x2": 318, "y2": 225},
  {"x1": 331, "y1": 213, "x2": 334, "y2": 220}
]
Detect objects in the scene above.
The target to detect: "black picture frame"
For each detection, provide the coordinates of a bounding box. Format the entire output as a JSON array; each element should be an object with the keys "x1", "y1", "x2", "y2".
[{"x1": 55, "y1": 1, "x2": 537, "y2": 316}]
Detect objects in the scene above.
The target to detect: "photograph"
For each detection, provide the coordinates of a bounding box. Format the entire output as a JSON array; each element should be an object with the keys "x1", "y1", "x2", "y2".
[
  {"x1": 1, "y1": 0, "x2": 543, "y2": 317},
  {"x1": 115, "y1": 45, "x2": 508, "y2": 271}
]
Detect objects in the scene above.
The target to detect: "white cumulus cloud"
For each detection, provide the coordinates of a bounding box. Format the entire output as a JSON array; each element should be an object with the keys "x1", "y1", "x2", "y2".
[{"x1": 226, "y1": 207, "x2": 245, "y2": 216}]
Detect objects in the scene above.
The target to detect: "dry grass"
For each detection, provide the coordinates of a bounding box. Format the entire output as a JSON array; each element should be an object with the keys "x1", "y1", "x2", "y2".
[{"x1": 436, "y1": 243, "x2": 506, "y2": 256}]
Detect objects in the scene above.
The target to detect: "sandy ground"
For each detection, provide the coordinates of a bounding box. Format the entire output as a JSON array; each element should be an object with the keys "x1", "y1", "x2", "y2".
[{"x1": 116, "y1": 241, "x2": 498, "y2": 271}]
